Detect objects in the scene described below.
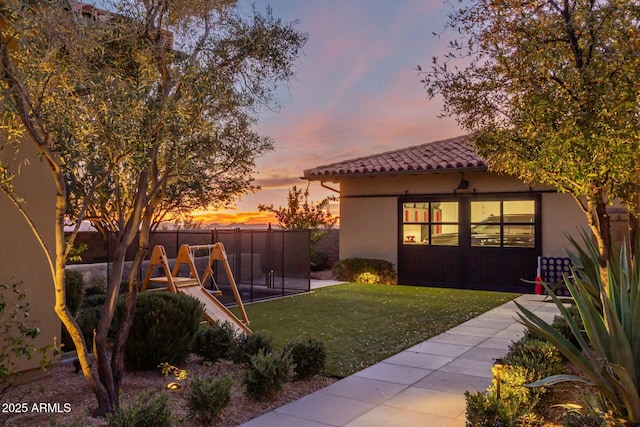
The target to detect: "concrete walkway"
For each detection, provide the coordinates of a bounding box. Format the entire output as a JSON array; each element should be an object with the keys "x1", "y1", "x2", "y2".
[{"x1": 240, "y1": 294, "x2": 560, "y2": 427}]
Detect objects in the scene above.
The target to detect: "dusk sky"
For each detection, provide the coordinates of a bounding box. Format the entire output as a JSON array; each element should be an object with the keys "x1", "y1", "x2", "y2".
[{"x1": 193, "y1": 0, "x2": 465, "y2": 226}]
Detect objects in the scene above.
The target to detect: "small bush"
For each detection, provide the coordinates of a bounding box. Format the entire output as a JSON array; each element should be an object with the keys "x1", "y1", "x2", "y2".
[
  {"x1": 561, "y1": 410, "x2": 607, "y2": 427},
  {"x1": 230, "y1": 332, "x2": 273, "y2": 365},
  {"x1": 465, "y1": 390, "x2": 518, "y2": 427},
  {"x1": 285, "y1": 338, "x2": 326, "y2": 379},
  {"x1": 192, "y1": 322, "x2": 237, "y2": 362},
  {"x1": 490, "y1": 337, "x2": 563, "y2": 409},
  {"x1": 243, "y1": 348, "x2": 293, "y2": 401},
  {"x1": 332, "y1": 258, "x2": 396, "y2": 284},
  {"x1": 64, "y1": 270, "x2": 84, "y2": 315},
  {"x1": 84, "y1": 276, "x2": 106, "y2": 297},
  {"x1": 124, "y1": 292, "x2": 204, "y2": 371},
  {"x1": 107, "y1": 390, "x2": 173, "y2": 427},
  {"x1": 310, "y1": 251, "x2": 329, "y2": 271},
  {"x1": 551, "y1": 304, "x2": 584, "y2": 347},
  {"x1": 79, "y1": 293, "x2": 106, "y2": 310},
  {"x1": 560, "y1": 411, "x2": 607, "y2": 427},
  {"x1": 187, "y1": 374, "x2": 233, "y2": 423}
]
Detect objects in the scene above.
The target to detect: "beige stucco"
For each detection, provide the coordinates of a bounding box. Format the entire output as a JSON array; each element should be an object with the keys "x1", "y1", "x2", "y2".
[
  {"x1": 0, "y1": 136, "x2": 59, "y2": 372},
  {"x1": 337, "y1": 171, "x2": 590, "y2": 269}
]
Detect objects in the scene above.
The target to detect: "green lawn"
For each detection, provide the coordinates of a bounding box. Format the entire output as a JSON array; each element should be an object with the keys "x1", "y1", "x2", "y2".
[{"x1": 236, "y1": 283, "x2": 519, "y2": 377}]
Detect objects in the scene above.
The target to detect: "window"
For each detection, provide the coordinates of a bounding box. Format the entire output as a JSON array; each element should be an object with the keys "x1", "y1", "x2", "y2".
[
  {"x1": 402, "y1": 201, "x2": 459, "y2": 246},
  {"x1": 470, "y1": 200, "x2": 535, "y2": 247}
]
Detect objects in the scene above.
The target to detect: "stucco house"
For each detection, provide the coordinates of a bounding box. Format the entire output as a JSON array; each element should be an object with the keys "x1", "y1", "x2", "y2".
[
  {"x1": 303, "y1": 135, "x2": 605, "y2": 293},
  {"x1": 0, "y1": 137, "x2": 58, "y2": 372}
]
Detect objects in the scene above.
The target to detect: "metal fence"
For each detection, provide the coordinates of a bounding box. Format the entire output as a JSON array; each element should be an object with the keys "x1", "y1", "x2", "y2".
[{"x1": 108, "y1": 228, "x2": 311, "y2": 305}]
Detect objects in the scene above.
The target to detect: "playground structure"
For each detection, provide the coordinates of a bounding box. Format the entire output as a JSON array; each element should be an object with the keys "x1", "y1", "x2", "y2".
[{"x1": 141, "y1": 243, "x2": 251, "y2": 334}]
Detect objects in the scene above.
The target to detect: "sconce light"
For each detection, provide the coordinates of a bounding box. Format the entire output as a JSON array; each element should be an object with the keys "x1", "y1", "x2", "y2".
[{"x1": 454, "y1": 173, "x2": 470, "y2": 192}]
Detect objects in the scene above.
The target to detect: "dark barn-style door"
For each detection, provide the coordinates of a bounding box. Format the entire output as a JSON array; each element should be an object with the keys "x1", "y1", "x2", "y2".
[{"x1": 398, "y1": 195, "x2": 541, "y2": 293}]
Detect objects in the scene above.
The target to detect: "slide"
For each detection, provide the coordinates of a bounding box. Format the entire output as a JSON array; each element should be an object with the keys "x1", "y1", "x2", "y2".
[{"x1": 178, "y1": 285, "x2": 251, "y2": 335}]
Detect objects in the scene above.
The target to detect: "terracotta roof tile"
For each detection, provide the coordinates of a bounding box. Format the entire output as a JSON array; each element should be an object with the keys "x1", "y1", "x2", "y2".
[{"x1": 303, "y1": 135, "x2": 486, "y2": 179}]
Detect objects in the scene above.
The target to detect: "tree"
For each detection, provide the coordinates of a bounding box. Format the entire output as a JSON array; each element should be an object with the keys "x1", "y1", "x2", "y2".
[
  {"x1": 0, "y1": 0, "x2": 306, "y2": 415},
  {"x1": 259, "y1": 184, "x2": 338, "y2": 250},
  {"x1": 420, "y1": 0, "x2": 640, "y2": 267}
]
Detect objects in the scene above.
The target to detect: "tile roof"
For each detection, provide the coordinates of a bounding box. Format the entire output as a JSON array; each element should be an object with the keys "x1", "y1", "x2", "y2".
[{"x1": 303, "y1": 135, "x2": 487, "y2": 180}]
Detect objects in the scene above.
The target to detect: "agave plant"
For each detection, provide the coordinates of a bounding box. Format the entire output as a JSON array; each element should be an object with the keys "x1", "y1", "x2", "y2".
[{"x1": 516, "y1": 232, "x2": 640, "y2": 423}]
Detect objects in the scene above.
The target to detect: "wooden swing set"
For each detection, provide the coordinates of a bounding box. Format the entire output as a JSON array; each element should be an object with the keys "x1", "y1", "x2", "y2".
[{"x1": 141, "y1": 243, "x2": 251, "y2": 334}]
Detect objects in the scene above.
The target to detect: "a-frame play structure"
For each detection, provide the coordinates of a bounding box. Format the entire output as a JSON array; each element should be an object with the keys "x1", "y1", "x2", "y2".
[{"x1": 141, "y1": 243, "x2": 251, "y2": 334}]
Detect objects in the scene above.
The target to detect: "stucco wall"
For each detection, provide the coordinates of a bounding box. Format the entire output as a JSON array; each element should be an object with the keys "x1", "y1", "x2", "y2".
[
  {"x1": 540, "y1": 193, "x2": 589, "y2": 256},
  {"x1": 337, "y1": 171, "x2": 590, "y2": 268},
  {"x1": 340, "y1": 196, "x2": 398, "y2": 265},
  {"x1": 0, "y1": 137, "x2": 59, "y2": 372}
]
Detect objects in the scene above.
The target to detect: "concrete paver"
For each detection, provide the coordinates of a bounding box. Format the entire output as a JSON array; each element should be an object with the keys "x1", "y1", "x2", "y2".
[{"x1": 238, "y1": 294, "x2": 560, "y2": 427}]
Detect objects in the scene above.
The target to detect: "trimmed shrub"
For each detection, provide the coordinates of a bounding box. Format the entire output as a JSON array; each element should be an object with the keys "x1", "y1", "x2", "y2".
[
  {"x1": 561, "y1": 410, "x2": 607, "y2": 427},
  {"x1": 230, "y1": 332, "x2": 273, "y2": 365},
  {"x1": 489, "y1": 337, "x2": 563, "y2": 408},
  {"x1": 465, "y1": 390, "x2": 518, "y2": 427},
  {"x1": 79, "y1": 293, "x2": 106, "y2": 310},
  {"x1": 310, "y1": 251, "x2": 329, "y2": 271},
  {"x1": 124, "y1": 292, "x2": 204, "y2": 371},
  {"x1": 243, "y1": 348, "x2": 293, "y2": 401},
  {"x1": 64, "y1": 270, "x2": 84, "y2": 315},
  {"x1": 192, "y1": 321, "x2": 236, "y2": 362},
  {"x1": 107, "y1": 390, "x2": 173, "y2": 427},
  {"x1": 285, "y1": 338, "x2": 326, "y2": 379},
  {"x1": 551, "y1": 304, "x2": 584, "y2": 347},
  {"x1": 332, "y1": 258, "x2": 396, "y2": 284},
  {"x1": 84, "y1": 276, "x2": 106, "y2": 297},
  {"x1": 187, "y1": 374, "x2": 233, "y2": 423}
]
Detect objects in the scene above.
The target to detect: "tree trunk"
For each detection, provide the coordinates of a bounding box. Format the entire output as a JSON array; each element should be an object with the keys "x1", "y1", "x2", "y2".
[
  {"x1": 111, "y1": 244, "x2": 146, "y2": 392},
  {"x1": 584, "y1": 198, "x2": 610, "y2": 294},
  {"x1": 629, "y1": 211, "x2": 639, "y2": 257},
  {"x1": 93, "y1": 239, "x2": 128, "y2": 414},
  {"x1": 52, "y1": 177, "x2": 112, "y2": 414}
]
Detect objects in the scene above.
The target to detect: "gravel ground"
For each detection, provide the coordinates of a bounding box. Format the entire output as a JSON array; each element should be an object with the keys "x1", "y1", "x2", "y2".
[{"x1": 2, "y1": 355, "x2": 336, "y2": 426}]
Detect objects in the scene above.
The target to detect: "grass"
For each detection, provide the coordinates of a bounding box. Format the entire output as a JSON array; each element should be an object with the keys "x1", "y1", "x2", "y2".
[{"x1": 235, "y1": 283, "x2": 519, "y2": 377}]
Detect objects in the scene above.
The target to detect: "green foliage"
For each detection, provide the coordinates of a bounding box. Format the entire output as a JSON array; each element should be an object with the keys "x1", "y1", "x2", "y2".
[
  {"x1": 310, "y1": 251, "x2": 329, "y2": 271},
  {"x1": 106, "y1": 390, "x2": 173, "y2": 427},
  {"x1": 560, "y1": 410, "x2": 607, "y2": 427},
  {"x1": 516, "y1": 233, "x2": 640, "y2": 423},
  {"x1": 550, "y1": 304, "x2": 584, "y2": 348},
  {"x1": 186, "y1": 374, "x2": 233, "y2": 423},
  {"x1": 124, "y1": 292, "x2": 204, "y2": 371},
  {"x1": 258, "y1": 184, "x2": 337, "y2": 249},
  {"x1": 285, "y1": 338, "x2": 326, "y2": 379},
  {"x1": 332, "y1": 258, "x2": 396, "y2": 284},
  {"x1": 64, "y1": 270, "x2": 84, "y2": 316},
  {"x1": 1, "y1": 281, "x2": 52, "y2": 398},
  {"x1": 66, "y1": 241, "x2": 88, "y2": 263},
  {"x1": 192, "y1": 322, "x2": 237, "y2": 362},
  {"x1": 230, "y1": 332, "x2": 273, "y2": 365},
  {"x1": 465, "y1": 327, "x2": 563, "y2": 425},
  {"x1": 83, "y1": 277, "x2": 107, "y2": 297},
  {"x1": 501, "y1": 337, "x2": 564, "y2": 384},
  {"x1": 243, "y1": 348, "x2": 293, "y2": 401},
  {"x1": 465, "y1": 390, "x2": 518, "y2": 427}
]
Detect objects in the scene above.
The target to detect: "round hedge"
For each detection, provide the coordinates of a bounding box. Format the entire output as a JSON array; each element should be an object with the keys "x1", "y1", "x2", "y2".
[{"x1": 124, "y1": 292, "x2": 204, "y2": 371}]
